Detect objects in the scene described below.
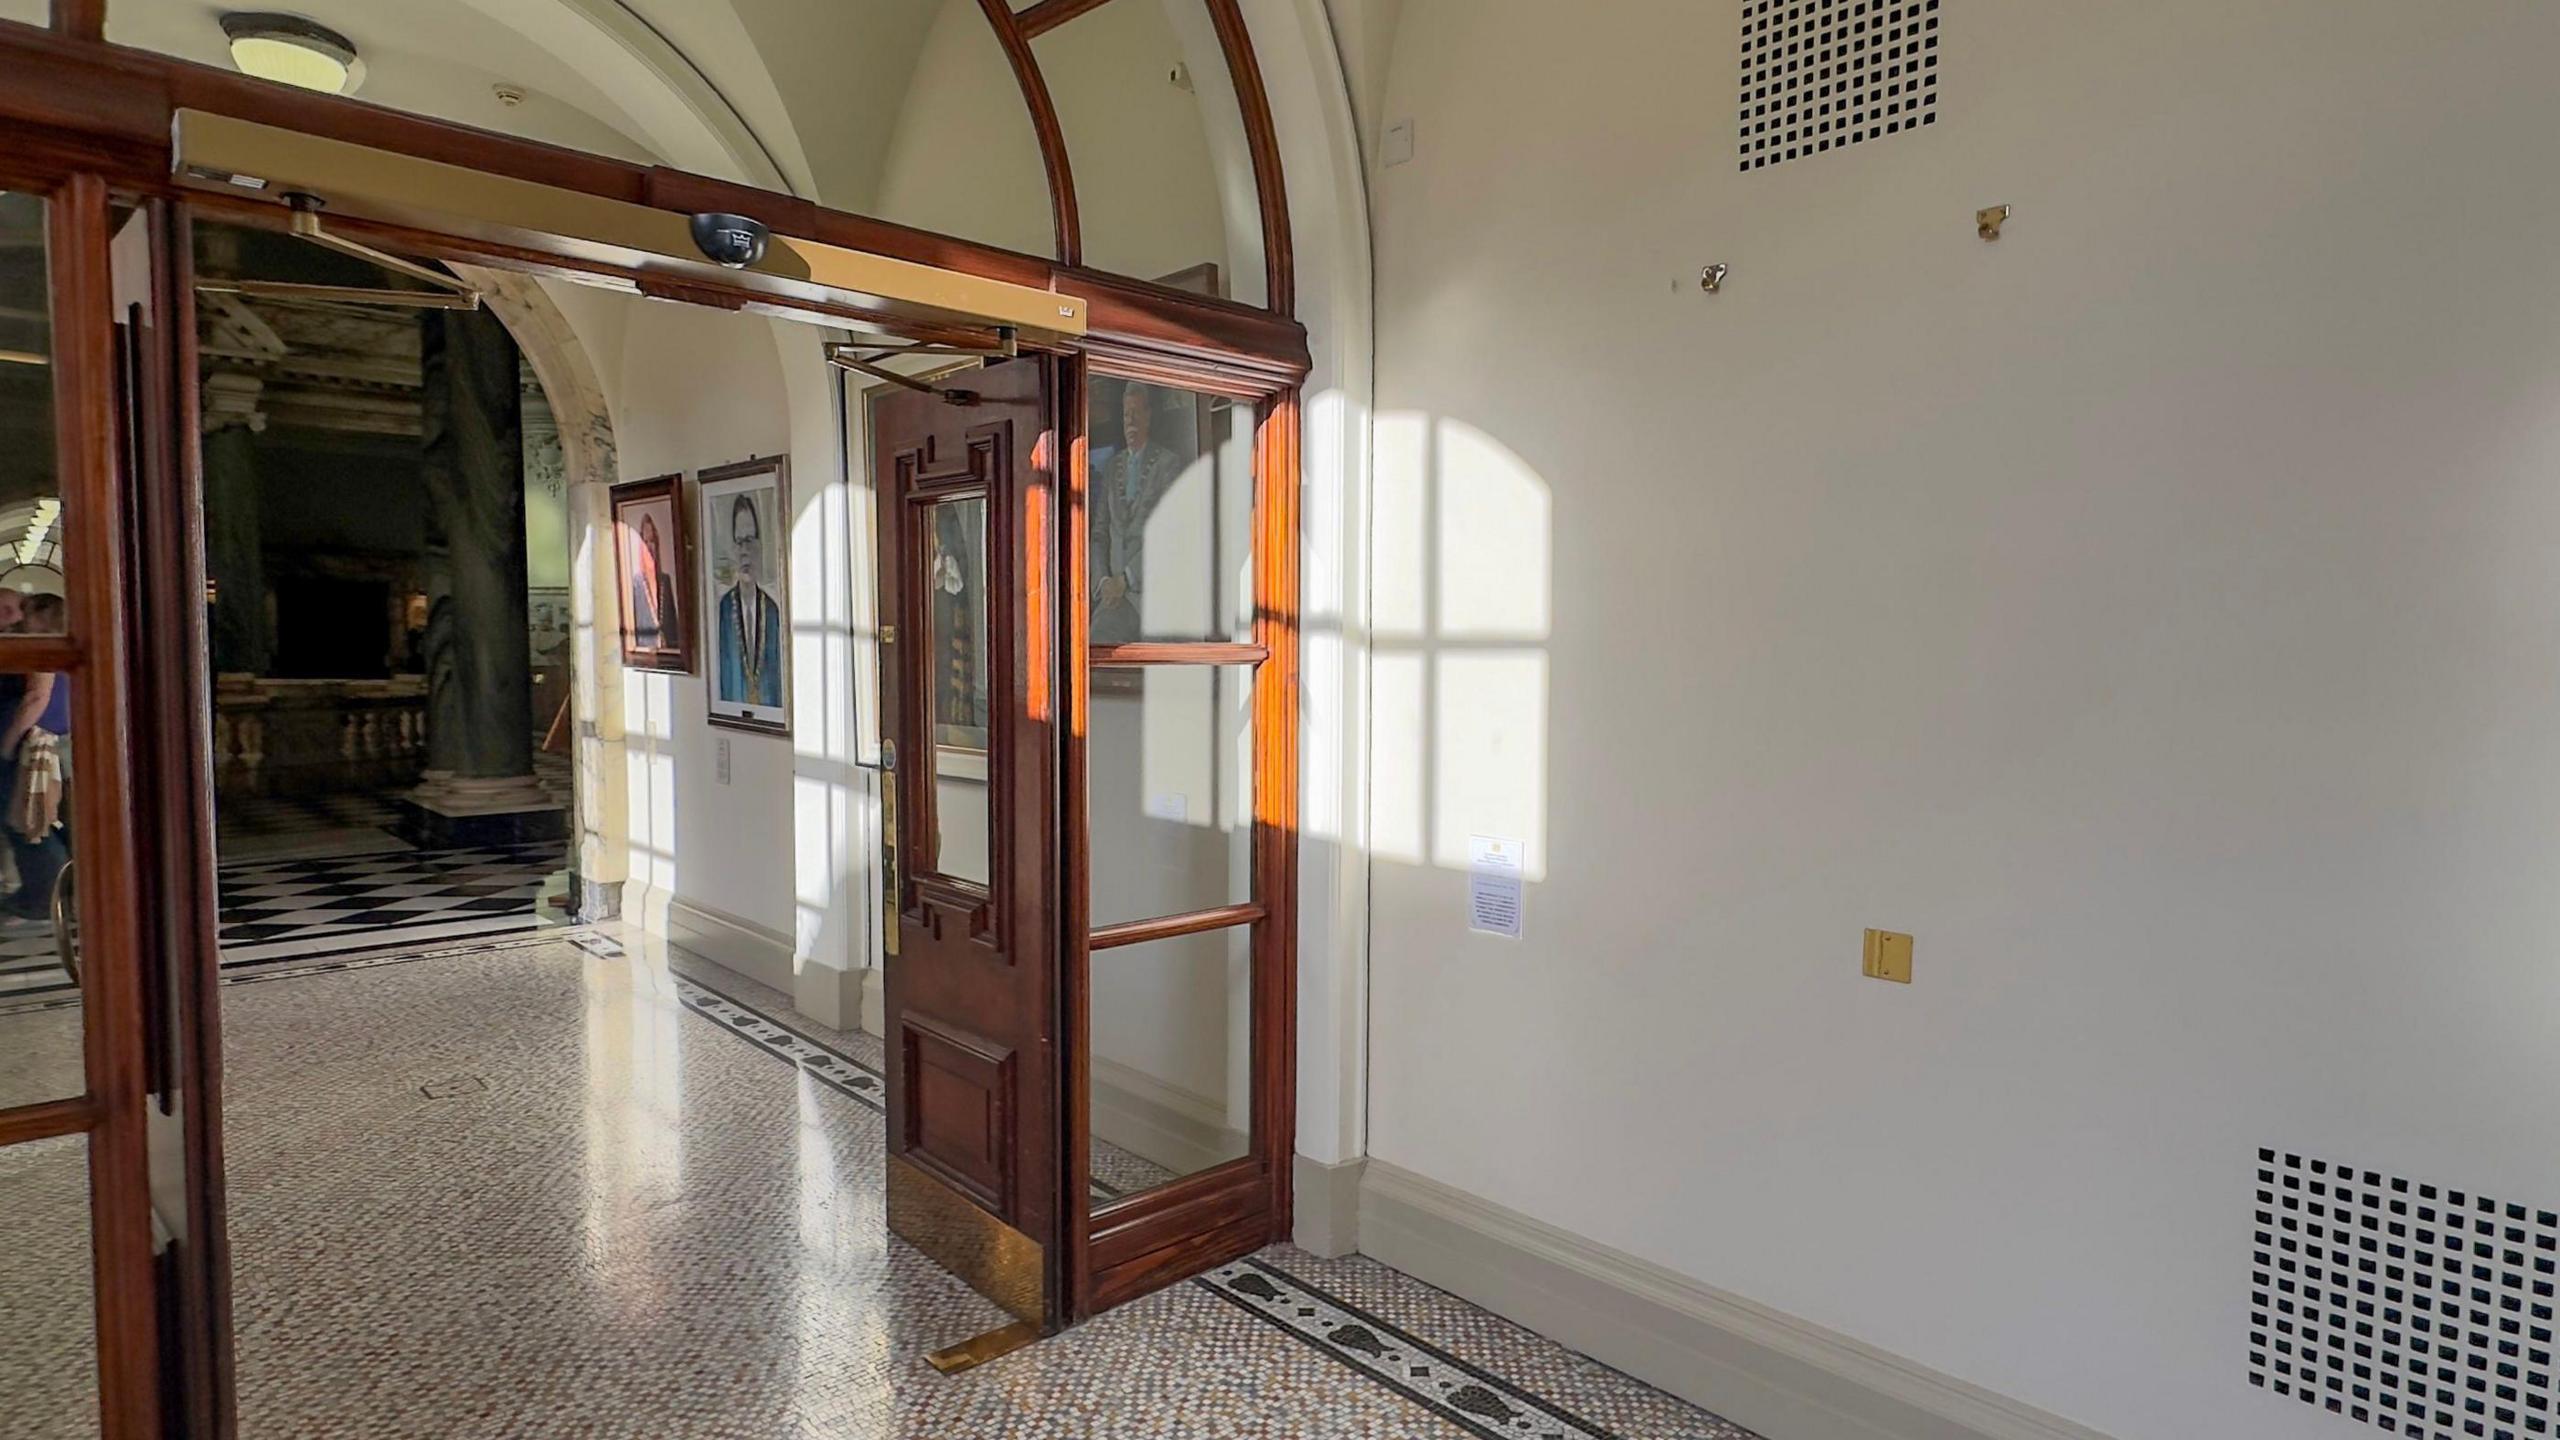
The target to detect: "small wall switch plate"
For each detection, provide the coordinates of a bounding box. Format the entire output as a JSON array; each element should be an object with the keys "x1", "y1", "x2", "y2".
[
  {"x1": 1862, "y1": 929, "x2": 1913, "y2": 983},
  {"x1": 1382, "y1": 119, "x2": 1415, "y2": 168},
  {"x1": 716, "y1": 737, "x2": 733, "y2": 786}
]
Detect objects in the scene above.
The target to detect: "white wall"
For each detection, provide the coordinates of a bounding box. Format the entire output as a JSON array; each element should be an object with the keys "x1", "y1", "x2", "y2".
[
  {"x1": 540, "y1": 284, "x2": 866, "y2": 1013},
  {"x1": 1360, "y1": 3, "x2": 2560, "y2": 1437}
]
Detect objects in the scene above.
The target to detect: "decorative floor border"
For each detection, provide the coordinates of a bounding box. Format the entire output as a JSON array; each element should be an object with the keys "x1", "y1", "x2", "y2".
[
  {"x1": 564, "y1": 931, "x2": 888, "y2": 1115},
  {"x1": 1202, "y1": 1255, "x2": 1626, "y2": 1440}
]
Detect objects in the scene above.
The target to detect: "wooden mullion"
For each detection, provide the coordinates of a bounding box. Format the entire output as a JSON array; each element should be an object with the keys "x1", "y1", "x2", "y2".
[
  {"x1": 1089, "y1": 901, "x2": 1262, "y2": 952},
  {"x1": 50, "y1": 0, "x2": 103, "y2": 41},
  {"x1": 54, "y1": 170, "x2": 162, "y2": 1440},
  {"x1": 1249, "y1": 389, "x2": 1301, "y2": 1241},
  {"x1": 1088, "y1": 642, "x2": 1266, "y2": 667},
  {"x1": 0, "y1": 637, "x2": 84, "y2": 671},
  {"x1": 0, "y1": 1095, "x2": 99, "y2": 1146},
  {"x1": 1058, "y1": 354, "x2": 1095, "y2": 1318},
  {"x1": 975, "y1": 0, "x2": 1080, "y2": 267}
]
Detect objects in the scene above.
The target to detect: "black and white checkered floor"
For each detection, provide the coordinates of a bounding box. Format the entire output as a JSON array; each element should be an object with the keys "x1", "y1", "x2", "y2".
[{"x1": 0, "y1": 841, "x2": 565, "y2": 1005}]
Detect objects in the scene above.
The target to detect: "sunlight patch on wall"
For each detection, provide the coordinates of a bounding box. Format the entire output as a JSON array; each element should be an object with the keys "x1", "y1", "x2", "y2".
[
  {"x1": 1433, "y1": 423, "x2": 1550, "y2": 639},
  {"x1": 1431, "y1": 651, "x2": 1548, "y2": 880},
  {"x1": 1370, "y1": 650, "x2": 1427, "y2": 866},
  {"x1": 1368, "y1": 413, "x2": 1552, "y2": 878}
]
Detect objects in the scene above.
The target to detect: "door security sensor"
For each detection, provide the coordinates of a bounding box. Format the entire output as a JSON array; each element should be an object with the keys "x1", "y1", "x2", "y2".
[{"x1": 690, "y1": 212, "x2": 770, "y2": 269}]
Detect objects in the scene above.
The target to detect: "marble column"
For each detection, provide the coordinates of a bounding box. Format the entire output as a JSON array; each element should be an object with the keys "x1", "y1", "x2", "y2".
[
  {"x1": 200, "y1": 371, "x2": 269, "y2": 678},
  {"x1": 410, "y1": 307, "x2": 559, "y2": 841}
]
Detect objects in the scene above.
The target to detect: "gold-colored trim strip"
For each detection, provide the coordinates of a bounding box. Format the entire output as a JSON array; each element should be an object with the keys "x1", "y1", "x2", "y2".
[
  {"x1": 887, "y1": 1155, "x2": 1045, "y2": 1324},
  {"x1": 925, "y1": 1320, "x2": 1042, "y2": 1375},
  {"x1": 170, "y1": 110, "x2": 1088, "y2": 342}
]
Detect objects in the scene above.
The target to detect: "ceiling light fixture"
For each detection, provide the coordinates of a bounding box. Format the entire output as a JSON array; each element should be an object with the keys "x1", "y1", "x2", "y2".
[{"x1": 220, "y1": 13, "x2": 362, "y2": 96}]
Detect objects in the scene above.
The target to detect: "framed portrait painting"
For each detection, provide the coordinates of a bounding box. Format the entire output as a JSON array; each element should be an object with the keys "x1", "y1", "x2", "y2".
[
  {"x1": 1086, "y1": 375, "x2": 1214, "y2": 694},
  {"x1": 699, "y1": 455, "x2": 791, "y2": 735},
  {"x1": 609, "y1": 474, "x2": 696, "y2": 673}
]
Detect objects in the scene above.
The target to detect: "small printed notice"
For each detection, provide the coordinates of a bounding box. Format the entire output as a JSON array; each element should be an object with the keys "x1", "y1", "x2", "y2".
[{"x1": 1468, "y1": 835, "x2": 1525, "y2": 939}]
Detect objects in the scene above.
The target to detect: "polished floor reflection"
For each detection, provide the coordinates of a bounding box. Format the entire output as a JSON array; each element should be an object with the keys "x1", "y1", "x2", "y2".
[{"x1": 1, "y1": 929, "x2": 1753, "y2": 1438}]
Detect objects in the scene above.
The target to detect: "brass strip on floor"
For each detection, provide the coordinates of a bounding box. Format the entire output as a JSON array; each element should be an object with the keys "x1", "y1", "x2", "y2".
[{"x1": 925, "y1": 1319, "x2": 1043, "y2": 1375}]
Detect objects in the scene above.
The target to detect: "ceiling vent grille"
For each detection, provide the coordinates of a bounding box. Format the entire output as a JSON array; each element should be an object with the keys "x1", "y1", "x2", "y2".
[
  {"x1": 1737, "y1": 0, "x2": 1940, "y2": 172},
  {"x1": 2253, "y1": 1149, "x2": 2560, "y2": 1439}
]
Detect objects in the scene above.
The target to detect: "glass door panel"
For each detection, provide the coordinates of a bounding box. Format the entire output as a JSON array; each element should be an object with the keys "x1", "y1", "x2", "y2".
[
  {"x1": 922, "y1": 493, "x2": 992, "y2": 887},
  {"x1": 0, "y1": 1133, "x2": 97, "y2": 1438},
  {"x1": 1070, "y1": 365, "x2": 1285, "y2": 1316},
  {"x1": 1087, "y1": 663, "x2": 1252, "y2": 927},
  {"x1": 1086, "y1": 377, "x2": 1253, "y2": 647},
  {"x1": 0, "y1": 658, "x2": 89, "y2": 1110},
  {"x1": 1088, "y1": 924, "x2": 1252, "y2": 1204},
  {"x1": 1, "y1": 190, "x2": 76, "y2": 625}
]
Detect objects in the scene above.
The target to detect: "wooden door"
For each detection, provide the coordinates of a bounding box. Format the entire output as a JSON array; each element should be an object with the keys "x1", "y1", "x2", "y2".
[
  {"x1": 873, "y1": 357, "x2": 1063, "y2": 1329},
  {"x1": 0, "y1": 178, "x2": 229, "y2": 1437}
]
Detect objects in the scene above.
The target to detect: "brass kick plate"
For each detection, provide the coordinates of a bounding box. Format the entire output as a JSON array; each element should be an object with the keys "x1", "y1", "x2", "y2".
[
  {"x1": 1862, "y1": 929, "x2": 1913, "y2": 984},
  {"x1": 926, "y1": 1319, "x2": 1042, "y2": 1375}
]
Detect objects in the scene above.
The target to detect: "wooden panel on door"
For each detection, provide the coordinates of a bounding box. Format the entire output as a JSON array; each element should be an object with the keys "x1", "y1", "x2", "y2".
[{"x1": 872, "y1": 357, "x2": 1061, "y2": 1329}]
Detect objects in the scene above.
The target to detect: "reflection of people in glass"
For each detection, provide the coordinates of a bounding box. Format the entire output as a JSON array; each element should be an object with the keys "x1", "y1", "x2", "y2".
[
  {"x1": 715, "y1": 495, "x2": 784, "y2": 708},
  {"x1": 627, "y1": 512, "x2": 677, "y2": 650},
  {"x1": 0, "y1": 593, "x2": 70, "y2": 921},
  {"x1": 1092, "y1": 384, "x2": 1183, "y2": 645}
]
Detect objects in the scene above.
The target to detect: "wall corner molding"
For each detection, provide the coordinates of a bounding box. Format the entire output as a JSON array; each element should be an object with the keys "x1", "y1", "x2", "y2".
[
  {"x1": 791, "y1": 961, "x2": 848, "y2": 1033},
  {"x1": 1355, "y1": 1161, "x2": 2115, "y2": 1440},
  {"x1": 858, "y1": 964, "x2": 885, "y2": 1038},
  {"x1": 1293, "y1": 1153, "x2": 1365, "y2": 1258}
]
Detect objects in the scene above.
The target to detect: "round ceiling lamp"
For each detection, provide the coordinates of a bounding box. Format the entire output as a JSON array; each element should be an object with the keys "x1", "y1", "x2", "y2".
[{"x1": 220, "y1": 13, "x2": 363, "y2": 96}]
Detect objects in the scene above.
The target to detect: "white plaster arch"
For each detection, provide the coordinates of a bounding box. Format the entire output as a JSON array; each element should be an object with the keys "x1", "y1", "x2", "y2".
[
  {"x1": 451, "y1": 0, "x2": 811, "y2": 196},
  {"x1": 457, "y1": 264, "x2": 634, "y2": 915},
  {"x1": 1235, "y1": 0, "x2": 1378, "y2": 1229}
]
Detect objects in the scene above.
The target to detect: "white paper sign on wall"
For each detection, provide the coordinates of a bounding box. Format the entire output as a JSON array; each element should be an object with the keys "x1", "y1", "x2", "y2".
[{"x1": 1468, "y1": 834, "x2": 1525, "y2": 939}]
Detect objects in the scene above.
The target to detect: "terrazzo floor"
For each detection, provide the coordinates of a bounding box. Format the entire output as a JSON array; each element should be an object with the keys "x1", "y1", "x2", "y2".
[{"x1": 0, "y1": 927, "x2": 1756, "y2": 1439}]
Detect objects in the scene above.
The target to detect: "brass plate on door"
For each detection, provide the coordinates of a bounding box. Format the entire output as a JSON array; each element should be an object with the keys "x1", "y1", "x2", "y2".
[{"x1": 888, "y1": 1155, "x2": 1043, "y2": 1324}]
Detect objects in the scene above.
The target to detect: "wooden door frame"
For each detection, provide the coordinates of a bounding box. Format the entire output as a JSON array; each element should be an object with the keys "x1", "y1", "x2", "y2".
[
  {"x1": 0, "y1": 167, "x2": 190, "y2": 1440},
  {"x1": 0, "y1": 1, "x2": 1313, "y2": 1412},
  {"x1": 1060, "y1": 353, "x2": 1301, "y2": 1318}
]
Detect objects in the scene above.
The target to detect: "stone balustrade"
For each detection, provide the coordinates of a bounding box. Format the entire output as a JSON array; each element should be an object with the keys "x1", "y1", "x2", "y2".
[{"x1": 214, "y1": 675, "x2": 427, "y2": 800}]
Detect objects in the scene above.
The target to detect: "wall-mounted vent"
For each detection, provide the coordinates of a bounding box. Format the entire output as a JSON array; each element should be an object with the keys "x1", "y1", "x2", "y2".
[
  {"x1": 2252, "y1": 1149, "x2": 2560, "y2": 1439},
  {"x1": 1737, "y1": 0, "x2": 1940, "y2": 172}
]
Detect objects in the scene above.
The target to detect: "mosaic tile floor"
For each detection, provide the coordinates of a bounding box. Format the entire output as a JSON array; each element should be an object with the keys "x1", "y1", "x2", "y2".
[{"x1": 0, "y1": 929, "x2": 1755, "y2": 1439}]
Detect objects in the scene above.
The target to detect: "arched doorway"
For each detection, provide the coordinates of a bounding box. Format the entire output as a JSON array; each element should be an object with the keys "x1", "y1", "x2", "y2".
[{"x1": 0, "y1": 0, "x2": 1375, "y2": 1429}]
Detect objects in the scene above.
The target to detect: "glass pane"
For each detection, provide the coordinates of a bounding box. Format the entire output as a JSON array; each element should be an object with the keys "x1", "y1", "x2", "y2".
[
  {"x1": 110, "y1": 2, "x2": 1058, "y2": 259},
  {"x1": 0, "y1": 192, "x2": 65, "y2": 632},
  {"x1": 0, "y1": 1133, "x2": 98, "y2": 1437},
  {"x1": 925, "y1": 495, "x2": 992, "y2": 886},
  {"x1": 1089, "y1": 924, "x2": 1252, "y2": 1205},
  {"x1": 1035, "y1": 0, "x2": 1269, "y2": 305},
  {"x1": 0, "y1": 666, "x2": 84, "y2": 1111},
  {"x1": 1087, "y1": 378, "x2": 1252, "y2": 646},
  {"x1": 1088, "y1": 664, "x2": 1252, "y2": 927}
]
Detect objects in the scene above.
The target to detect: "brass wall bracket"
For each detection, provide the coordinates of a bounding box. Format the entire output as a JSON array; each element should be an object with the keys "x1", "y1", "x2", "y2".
[
  {"x1": 1976, "y1": 204, "x2": 2011, "y2": 242},
  {"x1": 1700, "y1": 262, "x2": 1729, "y2": 294}
]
